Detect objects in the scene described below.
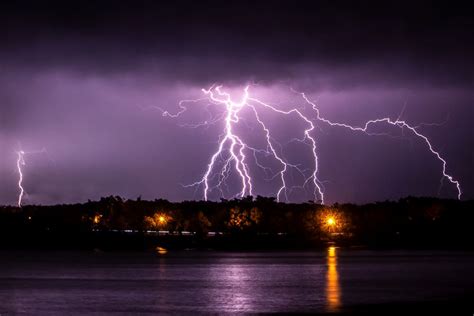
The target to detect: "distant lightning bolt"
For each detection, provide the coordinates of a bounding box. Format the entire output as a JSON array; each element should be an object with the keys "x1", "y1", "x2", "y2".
[
  {"x1": 16, "y1": 150, "x2": 25, "y2": 207},
  {"x1": 15, "y1": 147, "x2": 48, "y2": 207},
  {"x1": 159, "y1": 85, "x2": 461, "y2": 203}
]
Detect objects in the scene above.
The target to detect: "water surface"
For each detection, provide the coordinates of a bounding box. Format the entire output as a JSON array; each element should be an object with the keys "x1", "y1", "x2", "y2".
[{"x1": 0, "y1": 249, "x2": 473, "y2": 314}]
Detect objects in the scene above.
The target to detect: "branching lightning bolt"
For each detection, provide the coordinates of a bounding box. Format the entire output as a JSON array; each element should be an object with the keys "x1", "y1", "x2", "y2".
[
  {"x1": 297, "y1": 91, "x2": 461, "y2": 200},
  {"x1": 159, "y1": 85, "x2": 461, "y2": 203},
  {"x1": 186, "y1": 86, "x2": 253, "y2": 200}
]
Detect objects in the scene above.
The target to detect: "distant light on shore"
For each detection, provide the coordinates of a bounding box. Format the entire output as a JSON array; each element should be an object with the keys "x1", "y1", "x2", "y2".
[{"x1": 326, "y1": 217, "x2": 336, "y2": 226}]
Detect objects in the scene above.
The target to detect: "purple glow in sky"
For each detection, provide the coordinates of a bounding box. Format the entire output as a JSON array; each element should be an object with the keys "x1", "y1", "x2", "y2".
[{"x1": 0, "y1": 1, "x2": 472, "y2": 205}]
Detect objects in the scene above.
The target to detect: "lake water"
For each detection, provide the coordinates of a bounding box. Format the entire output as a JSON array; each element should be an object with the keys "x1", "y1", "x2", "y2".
[{"x1": 0, "y1": 249, "x2": 473, "y2": 314}]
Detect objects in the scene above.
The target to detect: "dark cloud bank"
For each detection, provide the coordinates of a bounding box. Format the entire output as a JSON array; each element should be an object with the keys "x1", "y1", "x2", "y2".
[{"x1": 0, "y1": 1, "x2": 473, "y2": 205}]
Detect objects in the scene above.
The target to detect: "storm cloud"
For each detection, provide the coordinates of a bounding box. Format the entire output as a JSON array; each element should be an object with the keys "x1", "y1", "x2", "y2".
[{"x1": 1, "y1": 1, "x2": 473, "y2": 205}]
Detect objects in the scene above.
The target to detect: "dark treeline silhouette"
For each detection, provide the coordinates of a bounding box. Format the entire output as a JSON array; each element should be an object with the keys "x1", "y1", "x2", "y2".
[{"x1": 0, "y1": 196, "x2": 472, "y2": 250}]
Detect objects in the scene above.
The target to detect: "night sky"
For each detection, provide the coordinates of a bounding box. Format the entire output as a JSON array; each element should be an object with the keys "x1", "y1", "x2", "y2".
[{"x1": 1, "y1": 1, "x2": 473, "y2": 205}]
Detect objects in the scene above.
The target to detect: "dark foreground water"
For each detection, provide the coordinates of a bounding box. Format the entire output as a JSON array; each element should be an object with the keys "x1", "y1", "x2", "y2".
[{"x1": 0, "y1": 249, "x2": 473, "y2": 314}]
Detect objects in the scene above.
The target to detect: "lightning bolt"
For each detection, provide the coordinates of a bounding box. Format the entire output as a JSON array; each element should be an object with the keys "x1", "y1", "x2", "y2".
[
  {"x1": 16, "y1": 150, "x2": 25, "y2": 208},
  {"x1": 15, "y1": 148, "x2": 48, "y2": 207},
  {"x1": 297, "y1": 91, "x2": 461, "y2": 200},
  {"x1": 246, "y1": 94, "x2": 324, "y2": 203},
  {"x1": 159, "y1": 85, "x2": 461, "y2": 203},
  {"x1": 186, "y1": 86, "x2": 253, "y2": 200}
]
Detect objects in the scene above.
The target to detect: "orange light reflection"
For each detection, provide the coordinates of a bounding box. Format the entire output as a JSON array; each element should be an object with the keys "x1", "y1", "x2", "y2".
[{"x1": 326, "y1": 246, "x2": 341, "y2": 312}]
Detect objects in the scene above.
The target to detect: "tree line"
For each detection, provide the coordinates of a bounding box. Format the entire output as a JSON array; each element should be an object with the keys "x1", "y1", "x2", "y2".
[{"x1": 0, "y1": 196, "x2": 472, "y2": 249}]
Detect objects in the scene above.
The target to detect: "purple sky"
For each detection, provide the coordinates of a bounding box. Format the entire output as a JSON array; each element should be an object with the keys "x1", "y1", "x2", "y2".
[{"x1": 0, "y1": 1, "x2": 473, "y2": 205}]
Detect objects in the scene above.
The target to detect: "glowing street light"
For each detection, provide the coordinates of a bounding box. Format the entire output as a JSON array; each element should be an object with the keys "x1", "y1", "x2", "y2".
[
  {"x1": 93, "y1": 214, "x2": 102, "y2": 224},
  {"x1": 318, "y1": 211, "x2": 344, "y2": 235},
  {"x1": 326, "y1": 217, "x2": 336, "y2": 226},
  {"x1": 158, "y1": 215, "x2": 167, "y2": 224},
  {"x1": 144, "y1": 212, "x2": 171, "y2": 230}
]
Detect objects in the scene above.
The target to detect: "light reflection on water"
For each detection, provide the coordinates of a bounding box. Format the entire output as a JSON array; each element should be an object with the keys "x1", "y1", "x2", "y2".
[
  {"x1": 210, "y1": 263, "x2": 255, "y2": 312},
  {"x1": 326, "y1": 246, "x2": 341, "y2": 312},
  {"x1": 155, "y1": 246, "x2": 168, "y2": 255},
  {"x1": 0, "y1": 250, "x2": 473, "y2": 314}
]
